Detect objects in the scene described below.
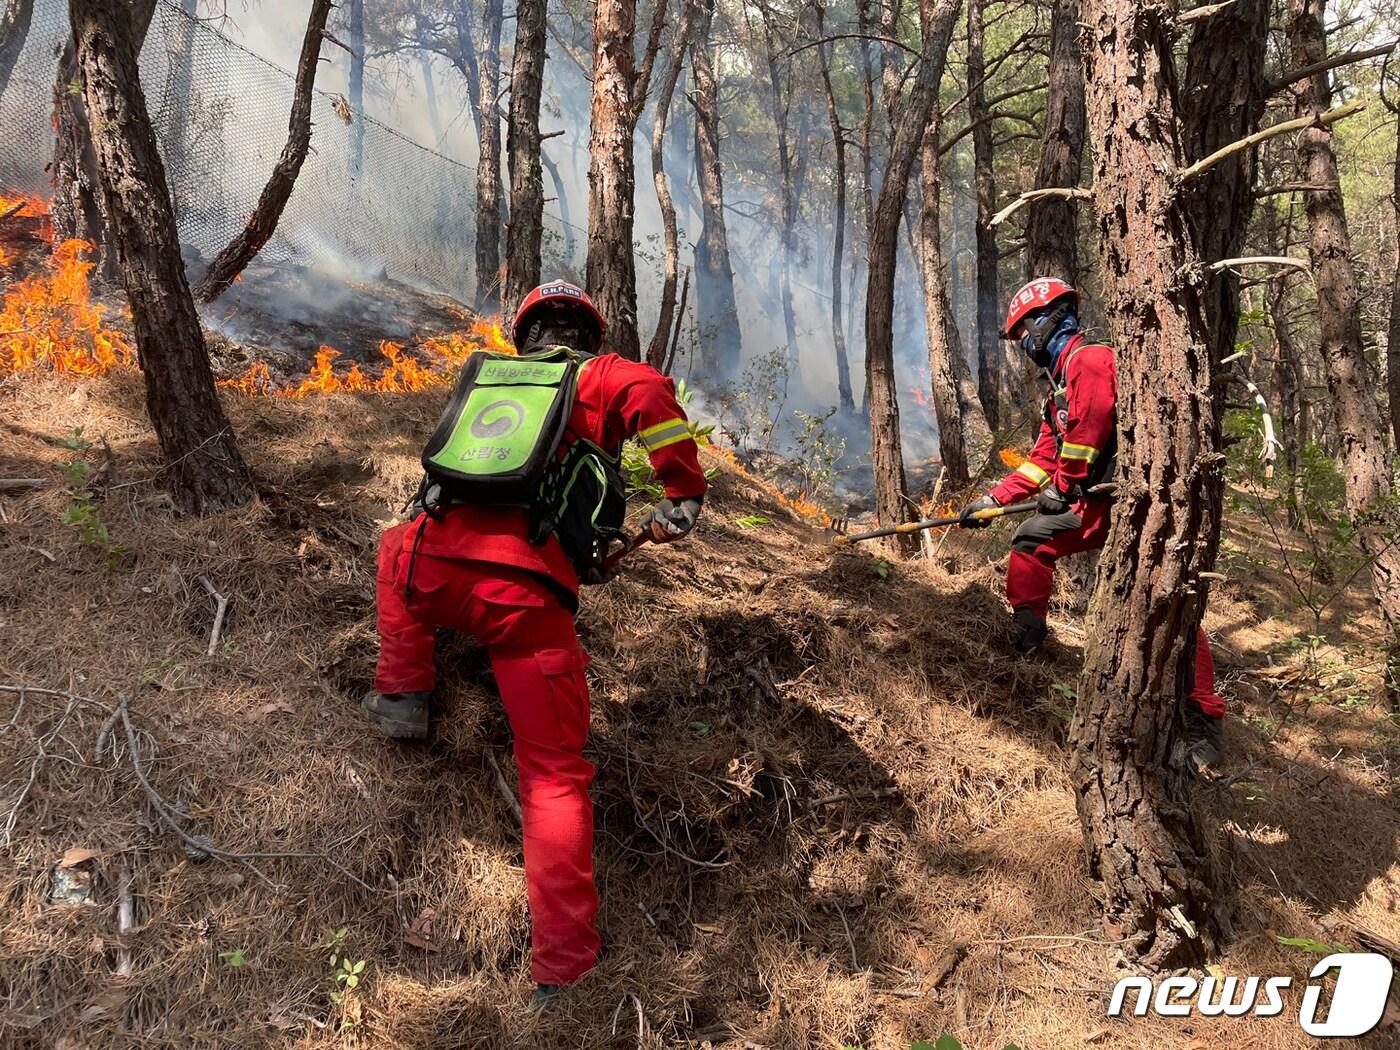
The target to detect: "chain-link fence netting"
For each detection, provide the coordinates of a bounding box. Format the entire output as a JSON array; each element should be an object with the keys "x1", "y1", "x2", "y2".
[{"x1": 0, "y1": 0, "x2": 617, "y2": 309}]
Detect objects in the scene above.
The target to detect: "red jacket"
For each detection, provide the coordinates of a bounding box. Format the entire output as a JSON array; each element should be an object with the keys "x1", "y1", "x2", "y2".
[
  {"x1": 990, "y1": 334, "x2": 1117, "y2": 505},
  {"x1": 398, "y1": 353, "x2": 707, "y2": 599}
]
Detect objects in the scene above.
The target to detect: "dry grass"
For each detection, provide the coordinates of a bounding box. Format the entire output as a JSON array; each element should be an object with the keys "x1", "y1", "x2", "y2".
[{"x1": 1, "y1": 371, "x2": 1398, "y2": 1049}]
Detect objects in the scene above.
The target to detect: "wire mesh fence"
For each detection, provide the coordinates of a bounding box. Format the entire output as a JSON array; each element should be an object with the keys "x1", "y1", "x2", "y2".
[{"x1": 0, "y1": 0, "x2": 637, "y2": 311}]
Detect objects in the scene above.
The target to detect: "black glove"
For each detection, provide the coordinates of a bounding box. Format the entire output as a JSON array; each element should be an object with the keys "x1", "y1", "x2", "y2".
[
  {"x1": 578, "y1": 561, "x2": 621, "y2": 586},
  {"x1": 958, "y1": 494, "x2": 1000, "y2": 529},
  {"x1": 1036, "y1": 484, "x2": 1075, "y2": 515},
  {"x1": 646, "y1": 496, "x2": 702, "y2": 543}
]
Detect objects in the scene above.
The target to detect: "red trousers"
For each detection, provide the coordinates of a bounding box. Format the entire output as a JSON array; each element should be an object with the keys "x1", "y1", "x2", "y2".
[
  {"x1": 375, "y1": 523, "x2": 600, "y2": 985},
  {"x1": 1007, "y1": 500, "x2": 1226, "y2": 718}
]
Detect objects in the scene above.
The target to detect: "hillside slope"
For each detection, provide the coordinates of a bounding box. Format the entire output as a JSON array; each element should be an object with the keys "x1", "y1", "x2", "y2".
[{"x1": 1, "y1": 372, "x2": 1397, "y2": 1049}]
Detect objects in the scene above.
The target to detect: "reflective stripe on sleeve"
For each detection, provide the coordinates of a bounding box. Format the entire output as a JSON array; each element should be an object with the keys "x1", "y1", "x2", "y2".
[
  {"x1": 638, "y1": 418, "x2": 693, "y2": 452},
  {"x1": 1060, "y1": 442, "x2": 1100, "y2": 462},
  {"x1": 1016, "y1": 461, "x2": 1051, "y2": 488}
]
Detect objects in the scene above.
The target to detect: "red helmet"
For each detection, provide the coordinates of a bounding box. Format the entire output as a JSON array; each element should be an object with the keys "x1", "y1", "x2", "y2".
[
  {"x1": 511, "y1": 280, "x2": 607, "y2": 350},
  {"x1": 1003, "y1": 277, "x2": 1079, "y2": 338}
]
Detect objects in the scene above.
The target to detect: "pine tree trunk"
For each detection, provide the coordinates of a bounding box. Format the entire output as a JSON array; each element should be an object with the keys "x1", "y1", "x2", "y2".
[
  {"x1": 504, "y1": 0, "x2": 547, "y2": 315},
  {"x1": 647, "y1": 0, "x2": 695, "y2": 366},
  {"x1": 1388, "y1": 111, "x2": 1400, "y2": 449},
  {"x1": 0, "y1": 0, "x2": 33, "y2": 101},
  {"x1": 194, "y1": 0, "x2": 333, "y2": 302},
  {"x1": 816, "y1": 5, "x2": 854, "y2": 413},
  {"x1": 69, "y1": 0, "x2": 254, "y2": 513},
  {"x1": 865, "y1": 0, "x2": 961, "y2": 554},
  {"x1": 761, "y1": 14, "x2": 799, "y2": 367},
  {"x1": 1289, "y1": 0, "x2": 1400, "y2": 637},
  {"x1": 1180, "y1": 0, "x2": 1269, "y2": 361},
  {"x1": 1024, "y1": 0, "x2": 1084, "y2": 286},
  {"x1": 348, "y1": 0, "x2": 364, "y2": 178},
  {"x1": 585, "y1": 0, "x2": 642, "y2": 360},
  {"x1": 1072, "y1": 0, "x2": 1225, "y2": 970},
  {"x1": 967, "y1": 0, "x2": 1000, "y2": 429},
  {"x1": 690, "y1": 0, "x2": 741, "y2": 381},
  {"x1": 920, "y1": 124, "x2": 971, "y2": 485},
  {"x1": 475, "y1": 0, "x2": 506, "y2": 313}
]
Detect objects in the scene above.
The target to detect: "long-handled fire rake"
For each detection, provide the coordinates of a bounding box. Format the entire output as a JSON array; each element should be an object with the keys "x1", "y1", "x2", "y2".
[{"x1": 829, "y1": 500, "x2": 1038, "y2": 545}]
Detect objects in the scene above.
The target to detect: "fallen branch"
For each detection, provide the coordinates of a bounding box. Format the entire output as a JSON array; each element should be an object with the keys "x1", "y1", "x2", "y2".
[
  {"x1": 484, "y1": 748, "x2": 522, "y2": 825},
  {"x1": 0, "y1": 200, "x2": 27, "y2": 222},
  {"x1": 197, "y1": 575, "x2": 229, "y2": 657},
  {"x1": 1178, "y1": 0, "x2": 1236, "y2": 23},
  {"x1": 116, "y1": 865, "x2": 135, "y2": 977},
  {"x1": 989, "y1": 187, "x2": 1090, "y2": 227},
  {"x1": 1209, "y1": 255, "x2": 1309, "y2": 274},
  {"x1": 927, "y1": 942, "x2": 968, "y2": 994},
  {"x1": 1252, "y1": 182, "x2": 1330, "y2": 198},
  {"x1": 810, "y1": 785, "x2": 901, "y2": 807},
  {"x1": 0, "y1": 478, "x2": 46, "y2": 491},
  {"x1": 1175, "y1": 99, "x2": 1366, "y2": 184}
]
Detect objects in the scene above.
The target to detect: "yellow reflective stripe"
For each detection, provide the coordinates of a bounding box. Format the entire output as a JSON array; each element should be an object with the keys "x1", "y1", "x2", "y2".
[
  {"x1": 639, "y1": 417, "x2": 687, "y2": 440},
  {"x1": 1016, "y1": 461, "x2": 1050, "y2": 487},
  {"x1": 640, "y1": 420, "x2": 693, "y2": 451},
  {"x1": 1060, "y1": 442, "x2": 1100, "y2": 462}
]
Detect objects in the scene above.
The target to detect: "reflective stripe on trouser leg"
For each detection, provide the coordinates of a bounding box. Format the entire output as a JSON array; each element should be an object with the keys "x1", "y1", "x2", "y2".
[
  {"x1": 373, "y1": 523, "x2": 437, "y2": 694},
  {"x1": 1191, "y1": 628, "x2": 1226, "y2": 718},
  {"x1": 489, "y1": 644, "x2": 600, "y2": 986}
]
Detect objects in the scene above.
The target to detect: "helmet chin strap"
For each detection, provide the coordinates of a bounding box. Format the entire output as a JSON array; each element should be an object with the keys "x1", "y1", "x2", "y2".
[{"x1": 1020, "y1": 302, "x2": 1073, "y2": 370}]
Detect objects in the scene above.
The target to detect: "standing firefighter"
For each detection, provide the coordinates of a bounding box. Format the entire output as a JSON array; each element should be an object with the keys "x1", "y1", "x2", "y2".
[
  {"x1": 959, "y1": 277, "x2": 1225, "y2": 770},
  {"x1": 366, "y1": 281, "x2": 706, "y2": 1008}
]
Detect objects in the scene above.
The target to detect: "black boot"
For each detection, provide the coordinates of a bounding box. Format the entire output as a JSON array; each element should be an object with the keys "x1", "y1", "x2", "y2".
[
  {"x1": 361, "y1": 691, "x2": 431, "y2": 740},
  {"x1": 1184, "y1": 704, "x2": 1225, "y2": 774},
  {"x1": 528, "y1": 983, "x2": 565, "y2": 1012},
  {"x1": 1011, "y1": 608, "x2": 1049, "y2": 656}
]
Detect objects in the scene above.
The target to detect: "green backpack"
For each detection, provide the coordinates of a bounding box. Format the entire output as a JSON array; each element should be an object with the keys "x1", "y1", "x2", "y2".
[{"x1": 418, "y1": 347, "x2": 627, "y2": 572}]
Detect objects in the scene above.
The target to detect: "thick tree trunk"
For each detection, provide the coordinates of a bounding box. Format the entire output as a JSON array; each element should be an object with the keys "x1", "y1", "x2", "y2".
[
  {"x1": 475, "y1": 0, "x2": 506, "y2": 313},
  {"x1": 504, "y1": 0, "x2": 547, "y2": 315},
  {"x1": 1180, "y1": 0, "x2": 1269, "y2": 361},
  {"x1": 1289, "y1": 0, "x2": 1400, "y2": 636},
  {"x1": 647, "y1": 0, "x2": 695, "y2": 366},
  {"x1": 348, "y1": 0, "x2": 364, "y2": 178},
  {"x1": 1072, "y1": 0, "x2": 1225, "y2": 970},
  {"x1": 52, "y1": 1, "x2": 155, "y2": 276},
  {"x1": 816, "y1": 4, "x2": 854, "y2": 413},
  {"x1": 864, "y1": 0, "x2": 961, "y2": 554},
  {"x1": 967, "y1": 0, "x2": 1000, "y2": 429},
  {"x1": 194, "y1": 0, "x2": 332, "y2": 302},
  {"x1": 586, "y1": 0, "x2": 643, "y2": 360},
  {"x1": 690, "y1": 0, "x2": 742, "y2": 381},
  {"x1": 1389, "y1": 112, "x2": 1400, "y2": 449},
  {"x1": 69, "y1": 0, "x2": 254, "y2": 513},
  {"x1": 0, "y1": 0, "x2": 33, "y2": 101},
  {"x1": 1024, "y1": 0, "x2": 1084, "y2": 286}
]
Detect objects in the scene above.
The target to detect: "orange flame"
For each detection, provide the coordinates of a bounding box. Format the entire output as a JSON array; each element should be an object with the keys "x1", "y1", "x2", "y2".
[
  {"x1": 704, "y1": 442, "x2": 829, "y2": 525},
  {"x1": 0, "y1": 239, "x2": 133, "y2": 378},
  {"x1": 909, "y1": 386, "x2": 933, "y2": 410},
  {"x1": 999, "y1": 447, "x2": 1028, "y2": 469}
]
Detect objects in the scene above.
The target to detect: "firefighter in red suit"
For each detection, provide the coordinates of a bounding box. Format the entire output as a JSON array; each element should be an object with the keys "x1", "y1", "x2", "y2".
[
  {"x1": 364, "y1": 282, "x2": 707, "y2": 1009},
  {"x1": 959, "y1": 277, "x2": 1225, "y2": 770}
]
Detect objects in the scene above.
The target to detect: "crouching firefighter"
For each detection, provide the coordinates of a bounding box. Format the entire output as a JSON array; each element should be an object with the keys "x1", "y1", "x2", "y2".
[
  {"x1": 365, "y1": 281, "x2": 707, "y2": 1008},
  {"x1": 958, "y1": 277, "x2": 1226, "y2": 772}
]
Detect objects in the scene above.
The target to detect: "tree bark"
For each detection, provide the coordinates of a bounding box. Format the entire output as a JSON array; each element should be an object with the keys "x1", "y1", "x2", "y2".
[
  {"x1": 69, "y1": 0, "x2": 254, "y2": 513},
  {"x1": 1072, "y1": 0, "x2": 1225, "y2": 970},
  {"x1": 193, "y1": 0, "x2": 333, "y2": 302},
  {"x1": 475, "y1": 0, "x2": 506, "y2": 313},
  {"x1": 1180, "y1": 0, "x2": 1269, "y2": 363},
  {"x1": 348, "y1": 0, "x2": 364, "y2": 178},
  {"x1": 864, "y1": 0, "x2": 961, "y2": 555},
  {"x1": 816, "y1": 3, "x2": 854, "y2": 413},
  {"x1": 1024, "y1": 0, "x2": 1084, "y2": 286},
  {"x1": 504, "y1": 0, "x2": 548, "y2": 315},
  {"x1": 1389, "y1": 106, "x2": 1400, "y2": 449},
  {"x1": 0, "y1": 0, "x2": 33, "y2": 101},
  {"x1": 760, "y1": 10, "x2": 800, "y2": 367},
  {"x1": 647, "y1": 0, "x2": 696, "y2": 366},
  {"x1": 967, "y1": 0, "x2": 1000, "y2": 429},
  {"x1": 1289, "y1": 0, "x2": 1400, "y2": 637},
  {"x1": 690, "y1": 0, "x2": 742, "y2": 381}
]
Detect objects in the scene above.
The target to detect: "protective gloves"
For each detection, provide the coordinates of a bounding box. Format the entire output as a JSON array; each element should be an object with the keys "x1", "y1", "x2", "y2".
[
  {"x1": 958, "y1": 494, "x2": 1000, "y2": 529},
  {"x1": 1036, "y1": 484, "x2": 1075, "y2": 516},
  {"x1": 646, "y1": 496, "x2": 702, "y2": 543}
]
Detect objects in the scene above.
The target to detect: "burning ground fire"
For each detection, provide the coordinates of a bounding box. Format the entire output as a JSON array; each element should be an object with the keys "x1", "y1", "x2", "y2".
[{"x1": 0, "y1": 234, "x2": 513, "y2": 390}]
